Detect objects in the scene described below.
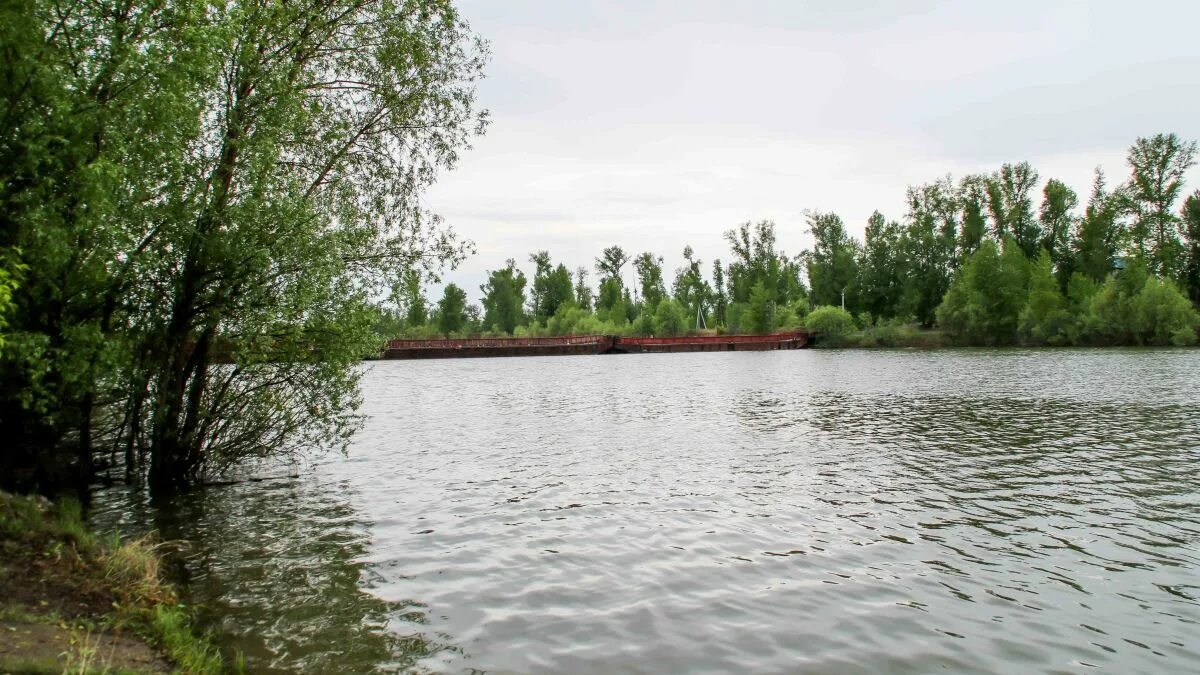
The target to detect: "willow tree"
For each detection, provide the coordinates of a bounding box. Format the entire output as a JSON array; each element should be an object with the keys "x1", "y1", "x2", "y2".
[
  {"x1": 142, "y1": 0, "x2": 485, "y2": 489},
  {"x1": 1, "y1": 0, "x2": 213, "y2": 488},
  {"x1": 1, "y1": 0, "x2": 487, "y2": 491}
]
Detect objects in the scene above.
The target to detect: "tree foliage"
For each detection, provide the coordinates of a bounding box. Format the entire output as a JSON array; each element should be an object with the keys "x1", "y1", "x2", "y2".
[
  {"x1": 672, "y1": 246, "x2": 711, "y2": 325},
  {"x1": 988, "y1": 162, "x2": 1040, "y2": 256},
  {"x1": 481, "y1": 260, "x2": 527, "y2": 334},
  {"x1": 528, "y1": 251, "x2": 574, "y2": 322},
  {"x1": 653, "y1": 298, "x2": 688, "y2": 337},
  {"x1": 1125, "y1": 133, "x2": 1197, "y2": 277},
  {"x1": 937, "y1": 239, "x2": 1030, "y2": 344},
  {"x1": 804, "y1": 211, "x2": 859, "y2": 310},
  {"x1": 436, "y1": 284, "x2": 470, "y2": 334},
  {"x1": 856, "y1": 211, "x2": 903, "y2": 321},
  {"x1": 724, "y1": 220, "x2": 806, "y2": 308},
  {"x1": 633, "y1": 252, "x2": 667, "y2": 310},
  {"x1": 1181, "y1": 191, "x2": 1200, "y2": 307},
  {"x1": 0, "y1": 0, "x2": 488, "y2": 491}
]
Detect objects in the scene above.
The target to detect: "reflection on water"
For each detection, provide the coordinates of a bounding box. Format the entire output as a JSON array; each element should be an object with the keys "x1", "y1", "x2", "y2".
[
  {"x1": 91, "y1": 480, "x2": 455, "y2": 673},
  {"x1": 96, "y1": 349, "x2": 1200, "y2": 673}
]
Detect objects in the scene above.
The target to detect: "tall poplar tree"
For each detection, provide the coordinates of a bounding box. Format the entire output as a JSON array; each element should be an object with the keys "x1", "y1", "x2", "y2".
[
  {"x1": 481, "y1": 260, "x2": 527, "y2": 334},
  {"x1": 803, "y1": 212, "x2": 859, "y2": 310},
  {"x1": 1039, "y1": 178, "x2": 1079, "y2": 275},
  {"x1": 987, "y1": 162, "x2": 1041, "y2": 257},
  {"x1": 1124, "y1": 133, "x2": 1197, "y2": 277},
  {"x1": 1181, "y1": 191, "x2": 1200, "y2": 306}
]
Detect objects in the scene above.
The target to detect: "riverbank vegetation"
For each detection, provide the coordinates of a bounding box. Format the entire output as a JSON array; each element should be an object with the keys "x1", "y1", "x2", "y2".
[
  {"x1": 0, "y1": 0, "x2": 1196, "y2": 498},
  {"x1": 0, "y1": 490, "x2": 227, "y2": 673},
  {"x1": 0, "y1": 0, "x2": 488, "y2": 491},
  {"x1": 384, "y1": 133, "x2": 1200, "y2": 349}
]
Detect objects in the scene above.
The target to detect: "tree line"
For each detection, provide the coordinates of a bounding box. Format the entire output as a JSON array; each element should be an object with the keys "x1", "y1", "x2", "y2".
[
  {"x1": 0, "y1": 0, "x2": 487, "y2": 492},
  {"x1": 390, "y1": 133, "x2": 1200, "y2": 347}
]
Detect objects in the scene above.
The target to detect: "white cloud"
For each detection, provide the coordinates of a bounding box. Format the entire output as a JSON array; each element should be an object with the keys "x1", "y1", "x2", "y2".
[{"x1": 423, "y1": 0, "x2": 1200, "y2": 302}]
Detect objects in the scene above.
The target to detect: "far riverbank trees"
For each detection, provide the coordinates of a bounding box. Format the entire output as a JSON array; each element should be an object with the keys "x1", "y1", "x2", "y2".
[{"x1": 395, "y1": 133, "x2": 1199, "y2": 346}]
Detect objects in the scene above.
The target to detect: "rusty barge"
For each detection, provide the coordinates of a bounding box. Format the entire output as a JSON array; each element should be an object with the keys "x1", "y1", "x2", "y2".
[{"x1": 382, "y1": 332, "x2": 811, "y2": 359}]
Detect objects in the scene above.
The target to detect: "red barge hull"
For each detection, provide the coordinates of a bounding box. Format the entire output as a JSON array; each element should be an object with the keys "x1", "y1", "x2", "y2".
[{"x1": 382, "y1": 332, "x2": 810, "y2": 359}]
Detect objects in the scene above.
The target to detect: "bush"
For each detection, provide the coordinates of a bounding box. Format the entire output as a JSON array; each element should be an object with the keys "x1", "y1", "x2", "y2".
[
  {"x1": 1085, "y1": 264, "x2": 1198, "y2": 345},
  {"x1": 774, "y1": 306, "x2": 799, "y2": 329},
  {"x1": 633, "y1": 311, "x2": 656, "y2": 336},
  {"x1": 725, "y1": 302, "x2": 747, "y2": 333},
  {"x1": 743, "y1": 282, "x2": 774, "y2": 334},
  {"x1": 805, "y1": 305, "x2": 854, "y2": 342},
  {"x1": 1131, "y1": 277, "x2": 1199, "y2": 345},
  {"x1": 654, "y1": 298, "x2": 688, "y2": 336},
  {"x1": 1019, "y1": 250, "x2": 1071, "y2": 345},
  {"x1": 1171, "y1": 326, "x2": 1198, "y2": 347}
]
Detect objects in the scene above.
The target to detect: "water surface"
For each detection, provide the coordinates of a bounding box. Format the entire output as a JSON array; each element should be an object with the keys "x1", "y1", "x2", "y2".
[{"x1": 94, "y1": 349, "x2": 1200, "y2": 673}]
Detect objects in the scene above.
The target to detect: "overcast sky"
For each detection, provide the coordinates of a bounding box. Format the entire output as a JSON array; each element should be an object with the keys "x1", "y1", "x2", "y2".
[{"x1": 422, "y1": 0, "x2": 1200, "y2": 302}]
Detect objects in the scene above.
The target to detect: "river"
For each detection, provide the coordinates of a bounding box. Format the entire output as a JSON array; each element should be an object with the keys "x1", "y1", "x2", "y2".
[{"x1": 92, "y1": 349, "x2": 1200, "y2": 673}]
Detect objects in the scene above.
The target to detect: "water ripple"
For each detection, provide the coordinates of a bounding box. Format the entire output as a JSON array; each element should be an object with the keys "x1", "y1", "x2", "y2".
[{"x1": 95, "y1": 349, "x2": 1200, "y2": 673}]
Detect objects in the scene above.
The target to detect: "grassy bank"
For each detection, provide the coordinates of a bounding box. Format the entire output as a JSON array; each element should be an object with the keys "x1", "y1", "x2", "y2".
[
  {"x1": 812, "y1": 324, "x2": 951, "y2": 349},
  {"x1": 0, "y1": 491, "x2": 230, "y2": 674}
]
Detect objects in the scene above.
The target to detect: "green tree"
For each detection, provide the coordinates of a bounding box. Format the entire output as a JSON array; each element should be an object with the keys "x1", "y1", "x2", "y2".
[
  {"x1": 2, "y1": 0, "x2": 488, "y2": 490},
  {"x1": 987, "y1": 162, "x2": 1041, "y2": 257},
  {"x1": 529, "y1": 251, "x2": 574, "y2": 322},
  {"x1": 632, "y1": 252, "x2": 667, "y2": 310},
  {"x1": 653, "y1": 298, "x2": 688, "y2": 337},
  {"x1": 937, "y1": 239, "x2": 1029, "y2": 344},
  {"x1": 595, "y1": 245, "x2": 630, "y2": 285},
  {"x1": 724, "y1": 220, "x2": 806, "y2": 306},
  {"x1": 1181, "y1": 191, "x2": 1200, "y2": 306},
  {"x1": 900, "y1": 184, "x2": 957, "y2": 326},
  {"x1": 398, "y1": 270, "x2": 428, "y2": 328},
  {"x1": 711, "y1": 259, "x2": 728, "y2": 327},
  {"x1": 596, "y1": 277, "x2": 622, "y2": 313},
  {"x1": 857, "y1": 211, "x2": 904, "y2": 321},
  {"x1": 804, "y1": 211, "x2": 859, "y2": 310},
  {"x1": 528, "y1": 251, "x2": 552, "y2": 319},
  {"x1": 672, "y1": 246, "x2": 712, "y2": 326},
  {"x1": 481, "y1": 260, "x2": 527, "y2": 334},
  {"x1": 0, "y1": 254, "x2": 20, "y2": 352},
  {"x1": 959, "y1": 175, "x2": 990, "y2": 260},
  {"x1": 1019, "y1": 250, "x2": 1070, "y2": 345},
  {"x1": 436, "y1": 284, "x2": 469, "y2": 334},
  {"x1": 743, "y1": 282, "x2": 775, "y2": 334},
  {"x1": 1072, "y1": 169, "x2": 1126, "y2": 282},
  {"x1": 1088, "y1": 261, "x2": 1199, "y2": 345},
  {"x1": 1038, "y1": 178, "x2": 1078, "y2": 280},
  {"x1": 1124, "y1": 133, "x2": 1197, "y2": 277},
  {"x1": 574, "y1": 267, "x2": 593, "y2": 311}
]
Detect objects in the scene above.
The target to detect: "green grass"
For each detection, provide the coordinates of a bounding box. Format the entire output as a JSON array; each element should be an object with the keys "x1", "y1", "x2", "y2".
[
  {"x1": 1, "y1": 490, "x2": 234, "y2": 674},
  {"x1": 151, "y1": 604, "x2": 225, "y2": 673}
]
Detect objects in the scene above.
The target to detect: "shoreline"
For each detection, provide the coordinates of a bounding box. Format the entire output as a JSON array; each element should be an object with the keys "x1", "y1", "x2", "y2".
[
  {"x1": 371, "y1": 326, "x2": 1200, "y2": 358},
  {"x1": 0, "y1": 491, "x2": 230, "y2": 674}
]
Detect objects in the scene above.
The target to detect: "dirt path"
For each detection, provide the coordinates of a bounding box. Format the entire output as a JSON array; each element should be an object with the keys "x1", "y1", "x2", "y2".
[{"x1": 1, "y1": 618, "x2": 170, "y2": 673}]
